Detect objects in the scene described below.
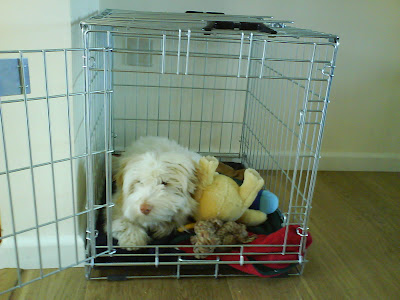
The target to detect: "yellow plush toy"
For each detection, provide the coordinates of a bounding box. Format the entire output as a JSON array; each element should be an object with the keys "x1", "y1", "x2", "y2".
[{"x1": 187, "y1": 156, "x2": 267, "y2": 228}]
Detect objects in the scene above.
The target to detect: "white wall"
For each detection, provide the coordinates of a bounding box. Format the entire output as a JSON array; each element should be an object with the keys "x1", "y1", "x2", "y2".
[
  {"x1": 0, "y1": 0, "x2": 72, "y2": 49},
  {"x1": 0, "y1": 0, "x2": 99, "y2": 269},
  {"x1": 100, "y1": 0, "x2": 400, "y2": 171}
]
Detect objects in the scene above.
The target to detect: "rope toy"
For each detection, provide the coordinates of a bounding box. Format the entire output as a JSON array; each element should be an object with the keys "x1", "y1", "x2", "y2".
[{"x1": 190, "y1": 218, "x2": 256, "y2": 259}]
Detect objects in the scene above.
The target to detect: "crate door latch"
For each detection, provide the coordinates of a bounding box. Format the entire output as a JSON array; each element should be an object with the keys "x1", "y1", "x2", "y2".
[{"x1": 0, "y1": 58, "x2": 31, "y2": 97}]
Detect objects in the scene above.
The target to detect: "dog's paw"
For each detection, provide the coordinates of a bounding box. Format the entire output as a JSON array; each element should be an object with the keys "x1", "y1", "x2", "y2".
[
  {"x1": 117, "y1": 232, "x2": 149, "y2": 251},
  {"x1": 112, "y1": 219, "x2": 150, "y2": 251}
]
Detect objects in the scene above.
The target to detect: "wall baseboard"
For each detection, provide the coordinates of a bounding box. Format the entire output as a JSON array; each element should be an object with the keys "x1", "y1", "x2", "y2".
[
  {"x1": 0, "y1": 234, "x2": 85, "y2": 269},
  {"x1": 243, "y1": 151, "x2": 400, "y2": 172},
  {"x1": 319, "y1": 152, "x2": 400, "y2": 172}
]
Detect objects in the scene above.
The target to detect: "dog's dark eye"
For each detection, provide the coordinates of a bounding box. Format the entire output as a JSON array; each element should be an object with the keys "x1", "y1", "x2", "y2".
[{"x1": 161, "y1": 181, "x2": 168, "y2": 186}]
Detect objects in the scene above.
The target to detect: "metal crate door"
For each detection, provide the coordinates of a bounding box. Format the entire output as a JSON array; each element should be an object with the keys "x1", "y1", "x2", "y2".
[
  {"x1": 240, "y1": 38, "x2": 339, "y2": 273},
  {"x1": 0, "y1": 47, "x2": 112, "y2": 296}
]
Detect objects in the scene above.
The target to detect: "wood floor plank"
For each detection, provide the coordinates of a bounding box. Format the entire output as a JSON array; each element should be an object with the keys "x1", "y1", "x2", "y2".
[
  {"x1": 298, "y1": 230, "x2": 372, "y2": 300},
  {"x1": 227, "y1": 276, "x2": 308, "y2": 300},
  {"x1": 9, "y1": 268, "x2": 87, "y2": 300},
  {"x1": 306, "y1": 171, "x2": 400, "y2": 299},
  {"x1": 85, "y1": 277, "x2": 233, "y2": 300},
  {"x1": 176, "y1": 278, "x2": 232, "y2": 300},
  {"x1": 85, "y1": 278, "x2": 180, "y2": 300},
  {"x1": 0, "y1": 269, "x2": 19, "y2": 300}
]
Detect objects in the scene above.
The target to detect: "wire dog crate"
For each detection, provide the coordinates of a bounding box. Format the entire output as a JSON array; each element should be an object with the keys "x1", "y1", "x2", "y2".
[{"x1": 0, "y1": 9, "x2": 339, "y2": 294}]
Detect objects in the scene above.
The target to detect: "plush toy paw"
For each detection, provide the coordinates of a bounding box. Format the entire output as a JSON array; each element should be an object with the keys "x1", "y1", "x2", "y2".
[
  {"x1": 239, "y1": 169, "x2": 265, "y2": 208},
  {"x1": 237, "y1": 209, "x2": 267, "y2": 227}
]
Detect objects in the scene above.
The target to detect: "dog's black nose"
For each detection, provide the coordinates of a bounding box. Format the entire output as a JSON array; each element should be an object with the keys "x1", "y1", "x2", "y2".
[{"x1": 140, "y1": 203, "x2": 153, "y2": 215}]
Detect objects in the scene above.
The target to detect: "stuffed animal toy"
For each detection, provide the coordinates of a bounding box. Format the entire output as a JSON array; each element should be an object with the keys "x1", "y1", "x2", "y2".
[
  {"x1": 190, "y1": 218, "x2": 256, "y2": 258},
  {"x1": 193, "y1": 156, "x2": 267, "y2": 226},
  {"x1": 218, "y1": 162, "x2": 279, "y2": 215}
]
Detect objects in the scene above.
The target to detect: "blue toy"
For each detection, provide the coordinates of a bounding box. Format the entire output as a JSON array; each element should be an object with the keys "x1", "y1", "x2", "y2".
[{"x1": 250, "y1": 189, "x2": 279, "y2": 214}]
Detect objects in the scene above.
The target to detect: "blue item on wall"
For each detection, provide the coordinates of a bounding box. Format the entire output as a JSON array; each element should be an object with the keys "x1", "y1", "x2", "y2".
[{"x1": 0, "y1": 58, "x2": 31, "y2": 96}]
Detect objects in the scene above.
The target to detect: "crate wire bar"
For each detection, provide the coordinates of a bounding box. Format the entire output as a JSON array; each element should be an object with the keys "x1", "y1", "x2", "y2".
[{"x1": 0, "y1": 9, "x2": 338, "y2": 294}]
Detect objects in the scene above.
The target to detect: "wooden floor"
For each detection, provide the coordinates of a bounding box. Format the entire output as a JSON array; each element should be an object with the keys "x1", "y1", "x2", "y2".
[{"x1": 1, "y1": 172, "x2": 399, "y2": 300}]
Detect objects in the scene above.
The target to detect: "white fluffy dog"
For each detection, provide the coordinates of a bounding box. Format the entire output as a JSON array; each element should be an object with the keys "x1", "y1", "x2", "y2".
[{"x1": 108, "y1": 136, "x2": 201, "y2": 250}]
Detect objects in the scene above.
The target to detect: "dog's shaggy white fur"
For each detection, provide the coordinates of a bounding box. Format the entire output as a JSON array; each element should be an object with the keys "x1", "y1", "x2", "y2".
[{"x1": 108, "y1": 136, "x2": 201, "y2": 250}]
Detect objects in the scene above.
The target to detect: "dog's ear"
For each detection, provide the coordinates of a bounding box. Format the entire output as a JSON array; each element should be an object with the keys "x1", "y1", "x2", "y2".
[
  {"x1": 188, "y1": 166, "x2": 199, "y2": 196},
  {"x1": 114, "y1": 159, "x2": 128, "y2": 188},
  {"x1": 115, "y1": 169, "x2": 124, "y2": 188}
]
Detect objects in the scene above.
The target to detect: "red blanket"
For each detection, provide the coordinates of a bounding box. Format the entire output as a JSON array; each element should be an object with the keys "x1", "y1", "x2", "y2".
[{"x1": 179, "y1": 225, "x2": 312, "y2": 277}]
